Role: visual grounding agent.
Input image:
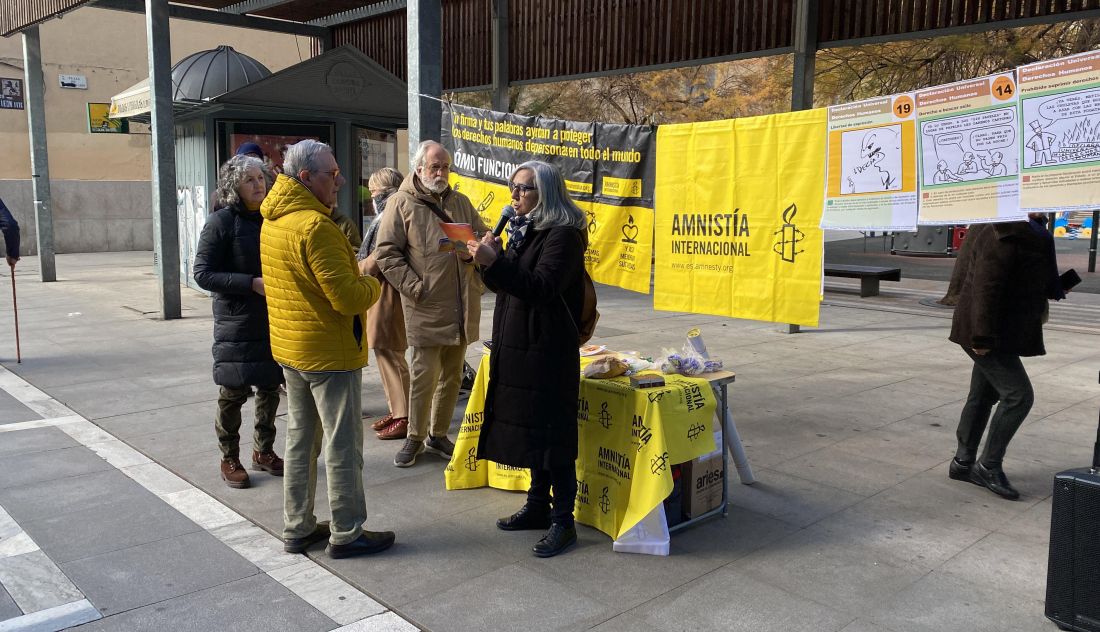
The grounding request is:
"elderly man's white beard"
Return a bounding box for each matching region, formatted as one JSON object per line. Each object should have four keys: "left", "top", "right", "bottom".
{"left": 421, "top": 176, "right": 448, "bottom": 194}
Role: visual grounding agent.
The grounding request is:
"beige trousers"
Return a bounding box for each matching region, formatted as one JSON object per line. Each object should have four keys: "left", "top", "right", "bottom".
{"left": 374, "top": 348, "right": 410, "bottom": 419}
{"left": 408, "top": 344, "right": 466, "bottom": 442}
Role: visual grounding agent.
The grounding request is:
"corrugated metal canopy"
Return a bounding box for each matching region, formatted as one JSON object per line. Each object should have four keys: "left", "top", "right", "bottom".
{"left": 5, "top": 0, "right": 1100, "bottom": 90}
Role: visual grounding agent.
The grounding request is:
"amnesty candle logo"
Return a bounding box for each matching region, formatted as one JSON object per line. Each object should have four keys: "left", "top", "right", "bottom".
{"left": 650, "top": 451, "right": 670, "bottom": 475}
{"left": 687, "top": 423, "right": 705, "bottom": 441}
{"left": 598, "top": 401, "right": 613, "bottom": 430}
{"left": 464, "top": 447, "right": 479, "bottom": 472}
{"left": 772, "top": 203, "right": 805, "bottom": 264}
{"left": 598, "top": 486, "right": 611, "bottom": 514}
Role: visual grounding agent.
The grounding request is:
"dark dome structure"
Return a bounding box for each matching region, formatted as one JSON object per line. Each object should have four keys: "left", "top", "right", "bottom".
{"left": 171, "top": 45, "right": 271, "bottom": 102}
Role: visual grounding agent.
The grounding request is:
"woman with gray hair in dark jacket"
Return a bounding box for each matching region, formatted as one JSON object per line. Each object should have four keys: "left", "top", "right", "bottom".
{"left": 194, "top": 154, "right": 284, "bottom": 489}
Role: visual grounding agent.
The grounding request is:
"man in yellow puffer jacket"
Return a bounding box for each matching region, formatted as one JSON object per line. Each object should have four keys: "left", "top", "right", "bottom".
{"left": 260, "top": 139, "right": 395, "bottom": 560}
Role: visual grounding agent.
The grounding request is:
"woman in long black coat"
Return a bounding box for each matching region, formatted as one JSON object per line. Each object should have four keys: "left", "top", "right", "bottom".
{"left": 467, "top": 160, "right": 587, "bottom": 558}
{"left": 194, "top": 155, "right": 284, "bottom": 490}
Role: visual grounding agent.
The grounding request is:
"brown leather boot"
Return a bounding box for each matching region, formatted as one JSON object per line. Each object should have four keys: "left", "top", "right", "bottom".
{"left": 376, "top": 417, "right": 408, "bottom": 440}
{"left": 221, "top": 458, "right": 251, "bottom": 489}
{"left": 370, "top": 413, "right": 394, "bottom": 432}
{"left": 252, "top": 450, "right": 284, "bottom": 476}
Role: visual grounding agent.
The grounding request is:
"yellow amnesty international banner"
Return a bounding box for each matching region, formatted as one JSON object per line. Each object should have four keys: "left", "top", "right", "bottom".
{"left": 653, "top": 109, "right": 826, "bottom": 327}
{"left": 443, "top": 103, "right": 655, "bottom": 294}
{"left": 446, "top": 355, "right": 716, "bottom": 540}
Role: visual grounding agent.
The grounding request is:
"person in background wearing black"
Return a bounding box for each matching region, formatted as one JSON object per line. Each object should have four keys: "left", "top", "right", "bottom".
{"left": 193, "top": 155, "right": 285, "bottom": 489}
{"left": 0, "top": 197, "right": 20, "bottom": 268}
{"left": 467, "top": 160, "right": 587, "bottom": 557}
{"left": 948, "top": 213, "right": 1069, "bottom": 500}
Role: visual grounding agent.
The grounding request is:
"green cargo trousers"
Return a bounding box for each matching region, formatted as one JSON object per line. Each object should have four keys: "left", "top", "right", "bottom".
{"left": 215, "top": 385, "right": 280, "bottom": 459}
{"left": 281, "top": 367, "right": 366, "bottom": 546}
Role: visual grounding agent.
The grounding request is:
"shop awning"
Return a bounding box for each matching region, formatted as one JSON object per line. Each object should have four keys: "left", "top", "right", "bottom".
{"left": 108, "top": 78, "right": 150, "bottom": 119}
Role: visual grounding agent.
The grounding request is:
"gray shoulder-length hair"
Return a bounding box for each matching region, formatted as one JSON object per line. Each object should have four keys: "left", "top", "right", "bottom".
{"left": 216, "top": 155, "right": 267, "bottom": 207}
{"left": 512, "top": 161, "right": 586, "bottom": 231}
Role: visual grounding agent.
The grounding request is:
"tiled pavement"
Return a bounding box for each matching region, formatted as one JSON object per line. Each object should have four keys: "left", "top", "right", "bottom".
{"left": 0, "top": 362, "right": 415, "bottom": 631}
{"left": 0, "top": 251, "right": 1096, "bottom": 632}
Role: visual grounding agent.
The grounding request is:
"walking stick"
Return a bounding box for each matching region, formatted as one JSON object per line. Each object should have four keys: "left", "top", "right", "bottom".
{"left": 10, "top": 265, "right": 20, "bottom": 363}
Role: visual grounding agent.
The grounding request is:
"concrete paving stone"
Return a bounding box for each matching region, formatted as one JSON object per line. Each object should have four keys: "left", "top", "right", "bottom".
{"left": 0, "top": 388, "right": 41, "bottom": 426}
{"left": 22, "top": 491, "right": 201, "bottom": 564}
{"left": 771, "top": 444, "right": 929, "bottom": 497}
{"left": 994, "top": 497, "right": 1053, "bottom": 542}
{"left": 734, "top": 415, "right": 848, "bottom": 469}
{"left": 839, "top": 619, "right": 899, "bottom": 632}
{"left": 324, "top": 513, "right": 522, "bottom": 608}
{"left": 160, "top": 488, "right": 246, "bottom": 531}
{"left": 0, "top": 445, "right": 112, "bottom": 490}
{"left": 733, "top": 525, "right": 929, "bottom": 613}
{"left": 44, "top": 375, "right": 215, "bottom": 421}
{"left": 126, "top": 420, "right": 224, "bottom": 459}
{"left": 725, "top": 468, "right": 864, "bottom": 528}
{"left": 268, "top": 560, "right": 385, "bottom": 624}
{"left": 0, "top": 532, "right": 38, "bottom": 559}
{"left": 59, "top": 530, "right": 260, "bottom": 616}
{"left": 937, "top": 531, "right": 1050, "bottom": 603}
{"left": 0, "top": 469, "right": 143, "bottom": 523}
{"left": 0, "top": 550, "right": 83, "bottom": 615}
{"left": 0, "top": 581, "right": 20, "bottom": 621}
{"left": 333, "top": 611, "right": 418, "bottom": 632}
{"left": 404, "top": 563, "right": 618, "bottom": 632}
{"left": 0, "top": 426, "right": 77, "bottom": 456}
{"left": 864, "top": 570, "right": 1048, "bottom": 632}
{"left": 70, "top": 573, "right": 336, "bottom": 632}
{"left": 628, "top": 566, "right": 853, "bottom": 632}
{"left": 588, "top": 612, "right": 662, "bottom": 632}
{"left": 856, "top": 469, "right": 1040, "bottom": 532}
{"left": 209, "top": 521, "right": 301, "bottom": 573}
{"left": 518, "top": 505, "right": 797, "bottom": 612}
{"left": 117, "top": 461, "right": 193, "bottom": 496}
{"left": 811, "top": 497, "right": 990, "bottom": 571}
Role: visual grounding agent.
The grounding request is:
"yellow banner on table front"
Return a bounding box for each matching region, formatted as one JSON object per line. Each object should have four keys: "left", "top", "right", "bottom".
{"left": 653, "top": 109, "right": 826, "bottom": 327}
{"left": 446, "top": 355, "right": 716, "bottom": 540}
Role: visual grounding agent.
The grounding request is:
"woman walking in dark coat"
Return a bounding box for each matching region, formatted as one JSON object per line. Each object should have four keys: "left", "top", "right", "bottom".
{"left": 467, "top": 161, "right": 587, "bottom": 558}
{"left": 194, "top": 155, "right": 285, "bottom": 489}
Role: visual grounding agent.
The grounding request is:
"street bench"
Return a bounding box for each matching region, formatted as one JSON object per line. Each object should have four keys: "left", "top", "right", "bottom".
{"left": 824, "top": 264, "right": 901, "bottom": 297}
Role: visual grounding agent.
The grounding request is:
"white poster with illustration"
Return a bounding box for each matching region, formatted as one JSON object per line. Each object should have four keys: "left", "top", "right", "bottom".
{"left": 1018, "top": 50, "right": 1100, "bottom": 212}
{"left": 916, "top": 72, "right": 1025, "bottom": 224}
{"left": 822, "top": 94, "right": 919, "bottom": 230}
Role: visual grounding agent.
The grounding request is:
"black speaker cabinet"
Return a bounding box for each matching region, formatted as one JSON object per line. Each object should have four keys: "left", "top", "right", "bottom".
{"left": 1046, "top": 468, "right": 1100, "bottom": 631}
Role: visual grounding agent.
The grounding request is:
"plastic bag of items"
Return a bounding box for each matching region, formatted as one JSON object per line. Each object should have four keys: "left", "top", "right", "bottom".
{"left": 659, "top": 328, "right": 723, "bottom": 376}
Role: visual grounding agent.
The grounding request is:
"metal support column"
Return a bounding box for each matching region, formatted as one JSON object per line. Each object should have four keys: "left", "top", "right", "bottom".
{"left": 146, "top": 0, "right": 181, "bottom": 319}
{"left": 779, "top": 0, "right": 817, "bottom": 334}
{"left": 21, "top": 27, "right": 56, "bottom": 282}
{"left": 1089, "top": 210, "right": 1098, "bottom": 273}
{"left": 490, "top": 0, "right": 509, "bottom": 112}
{"left": 406, "top": 0, "right": 442, "bottom": 156}
{"left": 791, "top": 0, "right": 818, "bottom": 112}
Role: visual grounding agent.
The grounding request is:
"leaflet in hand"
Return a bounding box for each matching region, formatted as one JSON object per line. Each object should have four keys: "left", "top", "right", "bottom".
{"left": 438, "top": 222, "right": 477, "bottom": 253}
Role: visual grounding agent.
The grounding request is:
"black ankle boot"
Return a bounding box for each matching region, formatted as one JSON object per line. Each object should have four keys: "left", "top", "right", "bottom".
{"left": 496, "top": 505, "right": 551, "bottom": 531}
{"left": 969, "top": 462, "right": 1020, "bottom": 500}
{"left": 532, "top": 522, "right": 577, "bottom": 558}
{"left": 948, "top": 458, "right": 973, "bottom": 482}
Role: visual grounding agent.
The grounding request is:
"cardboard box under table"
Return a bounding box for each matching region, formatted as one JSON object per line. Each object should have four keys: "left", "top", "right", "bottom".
{"left": 445, "top": 353, "right": 749, "bottom": 554}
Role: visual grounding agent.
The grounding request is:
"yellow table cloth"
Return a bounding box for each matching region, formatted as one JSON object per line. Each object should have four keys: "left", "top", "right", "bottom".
{"left": 446, "top": 354, "right": 716, "bottom": 540}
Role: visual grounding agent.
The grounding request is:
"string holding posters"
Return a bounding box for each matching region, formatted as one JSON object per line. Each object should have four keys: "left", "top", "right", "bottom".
{"left": 1018, "top": 49, "right": 1100, "bottom": 212}
{"left": 916, "top": 72, "right": 1024, "bottom": 225}
{"left": 653, "top": 109, "right": 826, "bottom": 328}
{"left": 442, "top": 103, "right": 656, "bottom": 293}
{"left": 822, "top": 94, "right": 919, "bottom": 230}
